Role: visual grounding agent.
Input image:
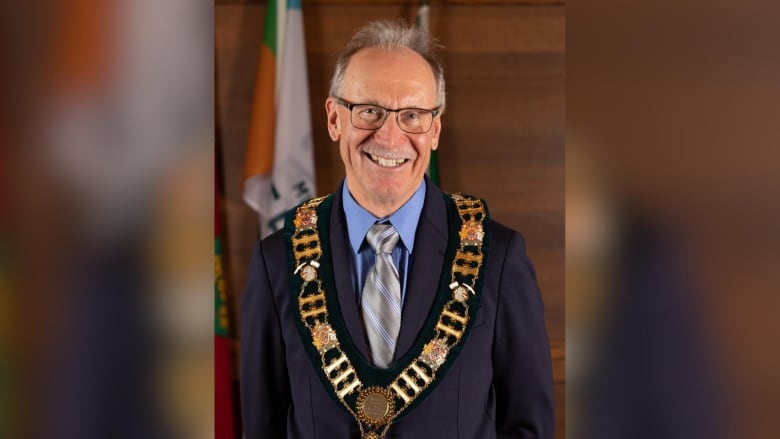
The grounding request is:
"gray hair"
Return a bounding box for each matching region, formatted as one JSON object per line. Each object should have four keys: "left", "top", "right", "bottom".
{"left": 329, "top": 20, "right": 446, "bottom": 111}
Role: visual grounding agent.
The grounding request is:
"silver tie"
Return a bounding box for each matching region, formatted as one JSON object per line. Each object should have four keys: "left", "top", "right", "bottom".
{"left": 361, "top": 223, "right": 402, "bottom": 367}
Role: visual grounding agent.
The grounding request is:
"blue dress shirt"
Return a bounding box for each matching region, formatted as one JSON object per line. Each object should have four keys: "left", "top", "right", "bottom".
{"left": 341, "top": 179, "right": 426, "bottom": 307}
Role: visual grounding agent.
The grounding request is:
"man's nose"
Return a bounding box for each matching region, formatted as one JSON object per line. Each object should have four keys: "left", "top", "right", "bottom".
{"left": 373, "top": 113, "right": 407, "bottom": 147}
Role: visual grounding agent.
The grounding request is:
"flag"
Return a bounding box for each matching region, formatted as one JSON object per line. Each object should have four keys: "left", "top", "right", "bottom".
{"left": 215, "top": 185, "right": 236, "bottom": 439}
{"left": 417, "top": 0, "right": 440, "bottom": 186}
{"left": 243, "top": 0, "right": 316, "bottom": 238}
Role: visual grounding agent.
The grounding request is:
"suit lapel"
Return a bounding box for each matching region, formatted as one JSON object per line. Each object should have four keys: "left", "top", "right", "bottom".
{"left": 329, "top": 188, "right": 372, "bottom": 361}
{"left": 394, "top": 182, "right": 449, "bottom": 361}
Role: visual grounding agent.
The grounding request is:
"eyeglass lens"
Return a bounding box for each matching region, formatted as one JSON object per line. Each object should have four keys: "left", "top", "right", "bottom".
{"left": 350, "top": 104, "right": 434, "bottom": 134}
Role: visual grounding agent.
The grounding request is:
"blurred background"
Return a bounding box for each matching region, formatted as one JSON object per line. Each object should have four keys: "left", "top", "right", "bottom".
{"left": 568, "top": 0, "right": 780, "bottom": 437}
{"left": 4, "top": 0, "right": 780, "bottom": 438}
{"left": 3, "top": 0, "right": 213, "bottom": 438}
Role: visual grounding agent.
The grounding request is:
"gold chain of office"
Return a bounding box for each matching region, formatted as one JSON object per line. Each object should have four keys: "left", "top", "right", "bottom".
{"left": 289, "top": 193, "right": 488, "bottom": 439}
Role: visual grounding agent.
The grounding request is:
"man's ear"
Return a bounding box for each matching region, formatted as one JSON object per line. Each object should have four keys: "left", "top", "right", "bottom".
{"left": 325, "top": 98, "right": 341, "bottom": 141}
{"left": 430, "top": 116, "right": 442, "bottom": 151}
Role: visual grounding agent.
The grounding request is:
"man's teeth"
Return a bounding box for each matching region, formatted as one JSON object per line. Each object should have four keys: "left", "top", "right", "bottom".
{"left": 369, "top": 153, "right": 406, "bottom": 168}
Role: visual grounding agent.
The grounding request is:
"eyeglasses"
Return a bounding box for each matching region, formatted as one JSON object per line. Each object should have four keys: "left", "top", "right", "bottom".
{"left": 334, "top": 97, "right": 440, "bottom": 134}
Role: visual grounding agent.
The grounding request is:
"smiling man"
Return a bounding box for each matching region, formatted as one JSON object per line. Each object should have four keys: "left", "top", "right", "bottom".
{"left": 241, "top": 20, "right": 554, "bottom": 439}
{"left": 326, "top": 44, "right": 441, "bottom": 218}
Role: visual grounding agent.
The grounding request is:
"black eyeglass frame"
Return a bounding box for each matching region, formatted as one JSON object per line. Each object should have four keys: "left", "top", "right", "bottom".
{"left": 333, "top": 96, "right": 441, "bottom": 134}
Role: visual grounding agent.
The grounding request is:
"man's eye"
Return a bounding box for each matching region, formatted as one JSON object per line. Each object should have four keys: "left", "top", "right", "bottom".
{"left": 401, "top": 111, "right": 423, "bottom": 121}
{"left": 359, "top": 107, "right": 382, "bottom": 116}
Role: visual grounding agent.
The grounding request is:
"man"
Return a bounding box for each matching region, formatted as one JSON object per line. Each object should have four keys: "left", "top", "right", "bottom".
{"left": 241, "top": 20, "right": 553, "bottom": 438}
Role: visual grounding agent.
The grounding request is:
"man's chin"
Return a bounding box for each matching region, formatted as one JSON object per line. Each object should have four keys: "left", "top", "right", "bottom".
{"left": 360, "top": 184, "right": 405, "bottom": 205}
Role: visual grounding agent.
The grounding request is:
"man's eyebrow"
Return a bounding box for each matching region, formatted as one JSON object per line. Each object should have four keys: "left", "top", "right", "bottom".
{"left": 354, "top": 98, "right": 382, "bottom": 107}
{"left": 354, "top": 99, "right": 431, "bottom": 110}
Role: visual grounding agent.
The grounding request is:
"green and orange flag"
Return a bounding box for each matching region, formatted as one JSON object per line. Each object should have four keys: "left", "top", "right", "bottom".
{"left": 243, "top": 0, "right": 316, "bottom": 237}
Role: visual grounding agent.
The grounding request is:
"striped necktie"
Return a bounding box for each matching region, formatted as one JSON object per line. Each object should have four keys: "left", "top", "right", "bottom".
{"left": 361, "top": 223, "right": 402, "bottom": 367}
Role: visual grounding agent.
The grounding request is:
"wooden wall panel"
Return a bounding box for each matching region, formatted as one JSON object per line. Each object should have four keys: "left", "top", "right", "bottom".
{"left": 216, "top": 1, "right": 564, "bottom": 436}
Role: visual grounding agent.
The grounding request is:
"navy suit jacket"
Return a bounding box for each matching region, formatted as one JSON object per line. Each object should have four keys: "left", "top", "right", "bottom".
{"left": 240, "top": 182, "right": 554, "bottom": 438}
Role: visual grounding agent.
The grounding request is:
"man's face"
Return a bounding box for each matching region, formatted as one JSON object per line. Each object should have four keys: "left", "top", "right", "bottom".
{"left": 326, "top": 47, "right": 442, "bottom": 216}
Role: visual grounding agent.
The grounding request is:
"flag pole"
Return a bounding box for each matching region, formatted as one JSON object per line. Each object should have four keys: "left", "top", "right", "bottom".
{"left": 416, "top": 0, "right": 440, "bottom": 187}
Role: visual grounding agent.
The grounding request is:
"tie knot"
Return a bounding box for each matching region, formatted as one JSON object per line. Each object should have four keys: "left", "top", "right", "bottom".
{"left": 366, "top": 223, "right": 400, "bottom": 254}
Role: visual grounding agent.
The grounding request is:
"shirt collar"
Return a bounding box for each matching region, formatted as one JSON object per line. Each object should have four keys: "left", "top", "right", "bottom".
{"left": 342, "top": 179, "right": 426, "bottom": 254}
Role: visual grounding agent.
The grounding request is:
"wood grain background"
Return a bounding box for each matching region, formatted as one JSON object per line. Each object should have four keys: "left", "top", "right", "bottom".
{"left": 216, "top": 0, "right": 564, "bottom": 436}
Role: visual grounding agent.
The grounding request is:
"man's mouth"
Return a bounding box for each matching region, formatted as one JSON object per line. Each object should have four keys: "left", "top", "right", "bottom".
{"left": 366, "top": 152, "right": 409, "bottom": 168}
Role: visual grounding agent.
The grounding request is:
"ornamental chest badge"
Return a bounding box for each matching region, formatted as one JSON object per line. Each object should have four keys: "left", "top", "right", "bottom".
{"left": 310, "top": 322, "right": 338, "bottom": 353}
{"left": 294, "top": 208, "right": 318, "bottom": 230}
{"left": 459, "top": 220, "right": 484, "bottom": 246}
{"left": 294, "top": 261, "right": 320, "bottom": 282}
{"left": 420, "top": 338, "right": 449, "bottom": 370}
{"left": 357, "top": 387, "right": 395, "bottom": 427}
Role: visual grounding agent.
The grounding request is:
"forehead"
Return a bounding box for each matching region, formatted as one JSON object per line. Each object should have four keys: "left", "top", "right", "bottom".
{"left": 342, "top": 47, "right": 437, "bottom": 105}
